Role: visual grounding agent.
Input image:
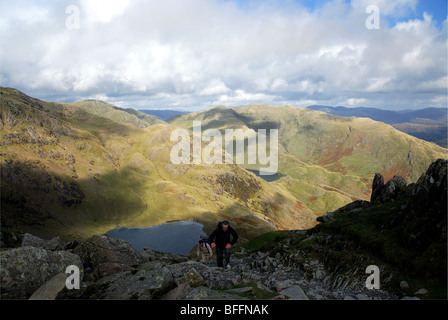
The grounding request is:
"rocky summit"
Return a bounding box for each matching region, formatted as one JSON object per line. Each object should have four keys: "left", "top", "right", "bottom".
{"left": 1, "top": 159, "right": 446, "bottom": 300}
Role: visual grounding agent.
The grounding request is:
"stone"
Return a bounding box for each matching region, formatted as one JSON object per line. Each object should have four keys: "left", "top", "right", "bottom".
{"left": 96, "top": 262, "right": 134, "bottom": 277}
{"left": 275, "top": 280, "right": 294, "bottom": 292}
{"left": 178, "top": 268, "right": 206, "bottom": 288}
{"left": 73, "top": 234, "right": 144, "bottom": 277}
{"left": 0, "top": 246, "right": 83, "bottom": 299}
{"left": 399, "top": 281, "right": 409, "bottom": 290}
{"left": 29, "top": 273, "right": 68, "bottom": 300}
{"left": 314, "top": 268, "right": 326, "bottom": 280}
{"left": 414, "top": 288, "right": 428, "bottom": 295}
{"left": 64, "top": 240, "right": 81, "bottom": 250}
{"left": 370, "top": 173, "right": 384, "bottom": 204}
{"left": 355, "top": 293, "right": 370, "bottom": 300}
{"left": 279, "top": 285, "right": 309, "bottom": 300}
{"left": 80, "top": 266, "right": 175, "bottom": 300}
{"left": 161, "top": 282, "right": 191, "bottom": 300}
{"left": 21, "top": 233, "right": 65, "bottom": 251}
{"left": 371, "top": 174, "right": 407, "bottom": 204}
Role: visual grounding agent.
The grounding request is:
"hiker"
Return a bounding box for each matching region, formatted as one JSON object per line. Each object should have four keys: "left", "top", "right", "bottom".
{"left": 197, "top": 239, "right": 213, "bottom": 262}
{"left": 208, "top": 221, "right": 238, "bottom": 269}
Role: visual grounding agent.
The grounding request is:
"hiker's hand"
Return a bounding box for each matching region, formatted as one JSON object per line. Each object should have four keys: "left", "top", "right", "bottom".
{"left": 211, "top": 243, "right": 216, "bottom": 248}
{"left": 209, "top": 255, "right": 212, "bottom": 259}
{"left": 226, "top": 244, "right": 232, "bottom": 249}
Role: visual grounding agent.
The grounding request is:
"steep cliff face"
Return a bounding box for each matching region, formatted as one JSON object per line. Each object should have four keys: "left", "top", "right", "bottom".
{"left": 311, "top": 159, "right": 447, "bottom": 298}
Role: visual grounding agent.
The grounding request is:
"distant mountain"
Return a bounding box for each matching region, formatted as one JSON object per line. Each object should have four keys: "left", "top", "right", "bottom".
{"left": 169, "top": 104, "right": 447, "bottom": 218}
{"left": 307, "top": 105, "right": 447, "bottom": 125}
{"left": 70, "top": 100, "right": 165, "bottom": 127}
{"left": 138, "top": 109, "right": 189, "bottom": 121}
{"left": 1, "top": 87, "right": 446, "bottom": 244}
{"left": 307, "top": 105, "right": 447, "bottom": 147}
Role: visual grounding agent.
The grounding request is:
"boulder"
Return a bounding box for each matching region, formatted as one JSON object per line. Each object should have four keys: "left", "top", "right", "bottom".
{"left": 382, "top": 176, "right": 407, "bottom": 202}
{"left": 178, "top": 268, "right": 206, "bottom": 288}
{"left": 28, "top": 273, "right": 68, "bottom": 300}
{"left": 161, "top": 282, "right": 191, "bottom": 300}
{"left": 78, "top": 266, "right": 175, "bottom": 300}
{"left": 278, "top": 285, "right": 309, "bottom": 300}
{"left": 370, "top": 174, "right": 407, "bottom": 204}
{"left": 73, "top": 234, "right": 144, "bottom": 278}
{"left": 0, "top": 246, "right": 82, "bottom": 299}
{"left": 21, "top": 233, "right": 65, "bottom": 251}
{"left": 370, "top": 173, "right": 384, "bottom": 204}
{"left": 414, "top": 288, "right": 428, "bottom": 295}
{"left": 399, "top": 281, "right": 409, "bottom": 290}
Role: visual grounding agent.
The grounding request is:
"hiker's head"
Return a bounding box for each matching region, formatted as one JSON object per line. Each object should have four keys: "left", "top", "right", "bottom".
{"left": 222, "top": 221, "right": 229, "bottom": 231}
{"left": 199, "top": 240, "right": 204, "bottom": 246}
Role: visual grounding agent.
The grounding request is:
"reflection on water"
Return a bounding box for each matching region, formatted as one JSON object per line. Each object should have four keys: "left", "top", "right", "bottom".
{"left": 106, "top": 220, "right": 206, "bottom": 254}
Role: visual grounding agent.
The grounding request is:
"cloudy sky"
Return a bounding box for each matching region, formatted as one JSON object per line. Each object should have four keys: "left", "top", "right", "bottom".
{"left": 0, "top": 0, "right": 446, "bottom": 111}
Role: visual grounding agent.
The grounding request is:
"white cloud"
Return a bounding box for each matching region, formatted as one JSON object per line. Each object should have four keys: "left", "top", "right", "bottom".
{"left": 217, "top": 90, "right": 278, "bottom": 105}
{"left": 351, "top": 0, "right": 418, "bottom": 17}
{"left": 347, "top": 98, "right": 367, "bottom": 106}
{"left": 0, "top": 0, "right": 446, "bottom": 111}
{"left": 80, "top": 0, "right": 130, "bottom": 23}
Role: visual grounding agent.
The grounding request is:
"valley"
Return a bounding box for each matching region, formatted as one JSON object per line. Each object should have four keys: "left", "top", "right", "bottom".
{"left": 1, "top": 87, "right": 446, "bottom": 244}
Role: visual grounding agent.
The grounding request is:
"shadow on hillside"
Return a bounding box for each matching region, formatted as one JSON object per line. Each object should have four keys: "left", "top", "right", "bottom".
{"left": 0, "top": 160, "right": 152, "bottom": 241}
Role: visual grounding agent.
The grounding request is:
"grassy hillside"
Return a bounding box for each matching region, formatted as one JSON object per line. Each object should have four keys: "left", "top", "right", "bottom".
{"left": 308, "top": 105, "right": 448, "bottom": 148}
{"left": 71, "top": 100, "right": 164, "bottom": 128}
{"left": 169, "top": 104, "right": 447, "bottom": 216}
{"left": 1, "top": 88, "right": 317, "bottom": 242}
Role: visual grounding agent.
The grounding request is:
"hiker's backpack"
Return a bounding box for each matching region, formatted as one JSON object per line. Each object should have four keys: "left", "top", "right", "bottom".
{"left": 200, "top": 235, "right": 211, "bottom": 245}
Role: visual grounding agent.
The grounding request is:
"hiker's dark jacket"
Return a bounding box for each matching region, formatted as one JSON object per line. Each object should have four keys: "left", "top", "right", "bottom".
{"left": 209, "top": 225, "right": 238, "bottom": 248}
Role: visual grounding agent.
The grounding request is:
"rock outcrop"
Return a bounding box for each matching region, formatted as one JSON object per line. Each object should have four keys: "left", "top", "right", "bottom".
{"left": 1, "top": 246, "right": 83, "bottom": 299}
{"left": 0, "top": 232, "right": 398, "bottom": 300}
{"left": 73, "top": 234, "right": 146, "bottom": 279}
{"left": 370, "top": 175, "right": 407, "bottom": 205}
{"left": 314, "top": 158, "right": 447, "bottom": 299}
{"left": 21, "top": 233, "right": 65, "bottom": 251}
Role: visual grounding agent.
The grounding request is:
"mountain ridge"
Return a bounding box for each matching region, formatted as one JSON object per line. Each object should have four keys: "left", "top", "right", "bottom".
{"left": 307, "top": 105, "right": 447, "bottom": 147}
{"left": 168, "top": 103, "right": 447, "bottom": 217}
{"left": 1, "top": 88, "right": 446, "bottom": 242}
{"left": 0, "top": 87, "right": 316, "bottom": 242}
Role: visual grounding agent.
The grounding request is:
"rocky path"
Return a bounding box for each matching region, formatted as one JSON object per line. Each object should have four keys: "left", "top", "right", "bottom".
{"left": 1, "top": 232, "right": 404, "bottom": 300}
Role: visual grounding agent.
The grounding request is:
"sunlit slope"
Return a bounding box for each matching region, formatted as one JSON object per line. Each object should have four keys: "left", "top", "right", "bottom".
{"left": 1, "top": 88, "right": 317, "bottom": 241}
{"left": 169, "top": 104, "right": 447, "bottom": 215}
{"left": 71, "top": 100, "right": 164, "bottom": 128}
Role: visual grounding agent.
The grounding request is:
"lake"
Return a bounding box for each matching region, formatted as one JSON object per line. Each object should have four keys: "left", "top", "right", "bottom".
{"left": 106, "top": 220, "right": 207, "bottom": 254}
{"left": 247, "top": 169, "right": 284, "bottom": 182}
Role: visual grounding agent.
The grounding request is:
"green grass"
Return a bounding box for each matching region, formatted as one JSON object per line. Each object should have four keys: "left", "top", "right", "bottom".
{"left": 241, "top": 231, "right": 289, "bottom": 253}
